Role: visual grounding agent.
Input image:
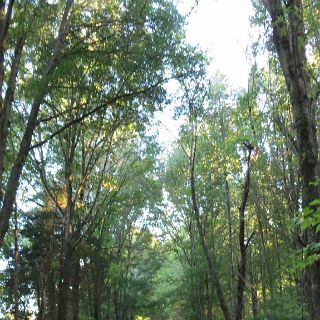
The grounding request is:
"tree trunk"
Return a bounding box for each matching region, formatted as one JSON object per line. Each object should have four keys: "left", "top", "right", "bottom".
{"left": 57, "top": 255, "right": 72, "bottom": 320}
{"left": 253, "top": 199, "right": 274, "bottom": 295}
{"left": 251, "top": 282, "right": 258, "bottom": 318}
{"left": 189, "top": 134, "right": 231, "bottom": 320}
{"left": 220, "top": 110, "right": 235, "bottom": 312}
{"left": 206, "top": 274, "right": 213, "bottom": 320}
{"left": 38, "top": 282, "right": 45, "bottom": 320}
{"left": 0, "top": 0, "right": 74, "bottom": 248}
{"left": 93, "top": 275, "right": 101, "bottom": 320}
{"left": 48, "top": 268, "right": 56, "bottom": 320}
{"left": 262, "top": 1, "right": 320, "bottom": 318}
{"left": 0, "top": 35, "right": 25, "bottom": 194}
{"left": 235, "top": 148, "right": 254, "bottom": 320}
{"left": 72, "top": 259, "right": 81, "bottom": 320}
{"left": 47, "top": 211, "right": 57, "bottom": 320}
{"left": 249, "top": 248, "right": 259, "bottom": 318}
{"left": 13, "top": 208, "right": 19, "bottom": 320}
{"left": 57, "top": 160, "right": 74, "bottom": 320}
{"left": 224, "top": 170, "right": 235, "bottom": 310}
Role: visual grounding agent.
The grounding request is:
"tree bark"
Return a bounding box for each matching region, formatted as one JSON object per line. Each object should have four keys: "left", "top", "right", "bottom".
{"left": 38, "top": 280, "right": 45, "bottom": 320}
{"left": 251, "top": 283, "right": 258, "bottom": 318}
{"left": 220, "top": 110, "right": 235, "bottom": 311}
{"left": 72, "top": 259, "right": 80, "bottom": 320}
{"left": 47, "top": 268, "right": 56, "bottom": 320}
{"left": 234, "top": 148, "right": 254, "bottom": 320}
{"left": 206, "top": 274, "right": 213, "bottom": 320}
{"left": 57, "top": 253, "right": 72, "bottom": 320}
{"left": 13, "top": 207, "right": 19, "bottom": 320}
{"left": 189, "top": 132, "right": 231, "bottom": 320}
{"left": 262, "top": 1, "right": 320, "bottom": 318}
{"left": 0, "top": 35, "right": 25, "bottom": 195}
{"left": 57, "top": 155, "right": 75, "bottom": 320}
{"left": 224, "top": 169, "right": 235, "bottom": 310}
{"left": 0, "top": 0, "right": 74, "bottom": 248}
{"left": 253, "top": 198, "right": 274, "bottom": 295}
{"left": 47, "top": 210, "right": 57, "bottom": 320}
{"left": 0, "top": 0, "right": 14, "bottom": 98}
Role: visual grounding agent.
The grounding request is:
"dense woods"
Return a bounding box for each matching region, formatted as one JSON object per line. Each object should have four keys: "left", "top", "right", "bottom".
{"left": 0, "top": 0, "right": 320, "bottom": 319}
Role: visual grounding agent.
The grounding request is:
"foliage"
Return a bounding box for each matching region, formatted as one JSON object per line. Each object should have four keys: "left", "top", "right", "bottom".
{"left": 0, "top": 0, "right": 319, "bottom": 319}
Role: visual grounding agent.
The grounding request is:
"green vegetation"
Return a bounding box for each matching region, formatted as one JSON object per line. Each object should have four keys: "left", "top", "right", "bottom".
{"left": 0, "top": 0, "right": 320, "bottom": 319}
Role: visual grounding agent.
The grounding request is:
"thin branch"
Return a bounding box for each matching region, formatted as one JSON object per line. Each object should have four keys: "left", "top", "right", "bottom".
{"left": 30, "top": 78, "right": 168, "bottom": 150}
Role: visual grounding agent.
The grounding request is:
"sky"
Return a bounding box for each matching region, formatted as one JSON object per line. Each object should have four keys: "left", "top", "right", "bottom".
{"left": 185, "top": 0, "right": 253, "bottom": 88}
{"left": 156, "top": 0, "right": 254, "bottom": 147}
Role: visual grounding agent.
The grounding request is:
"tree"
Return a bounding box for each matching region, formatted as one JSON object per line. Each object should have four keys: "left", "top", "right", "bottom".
{"left": 164, "top": 74, "right": 259, "bottom": 320}
{"left": 255, "top": 1, "right": 320, "bottom": 318}
{"left": 0, "top": 0, "right": 74, "bottom": 247}
{"left": 0, "top": 0, "right": 192, "bottom": 250}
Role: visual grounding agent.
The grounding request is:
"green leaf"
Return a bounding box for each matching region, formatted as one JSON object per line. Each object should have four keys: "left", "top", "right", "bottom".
{"left": 302, "top": 206, "right": 314, "bottom": 217}
{"left": 309, "top": 199, "right": 320, "bottom": 207}
{"left": 305, "top": 254, "right": 320, "bottom": 267}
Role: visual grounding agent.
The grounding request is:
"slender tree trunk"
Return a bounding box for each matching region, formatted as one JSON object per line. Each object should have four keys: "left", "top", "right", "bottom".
{"left": 113, "top": 290, "right": 120, "bottom": 320}
{"left": 72, "top": 258, "right": 80, "bottom": 320}
{"left": 48, "top": 268, "right": 56, "bottom": 320}
{"left": 262, "top": 1, "right": 320, "bottom": 318}
{"left": 206, "top": 274, "right": 213, "bottom": 320}
{"left": 224, "top": 170, "right": 235, "bottom": 310}
{"left": 57, "top": 161, "right": 74, "bottom": 320}
{"left": 38, "top": 281, "right": 45, "bottom": 320}
{"left": 189, "top": 132, "right": 231, "bottom": 320}
{"left": 261, "top": 260, "right": 266, "bottom": 305}
{"left": 86, "top": 269, "right": 94, "bottom": 318}
{"left": 0, "top": 0, "right": 74, "bottom": 248}
{"left": 93, "top": 285, "right": 101, "bottom": 320}
{"left": 220, "top": 111, "right": 235, "bottom": 312}
{"left": 251, "top": 282, "right": 258, "bottom": 318}
{"left": 0, "top": 0, "right": 14, "bottom": 103}
{"left": 103, "top": 287, "right": 111, "bottom": 320}
{"left": 188, "top": 104, "right": 256, "bottom": 320}
{"left": 57, "top": 254, "right": 72, "bottom": 320}
{"left": 186, "top": 217, "right": 203, "bottom": 319}
{"left": 47, "top": 211, "right": 57, "bottom": 320}
{"left": 13, "top": 207, "right": 19, "bottom": 320}
{"left": 234, "top": 148, "right": 255, "bottom": 320}
{"left": 249, "top": 250, "right": 259, "bottom": 319}
{"left": 253, "top": 200, "right": 274, "bottom": 295}
{"left": 0, "top": 34, "right": 25, "bottom": 194}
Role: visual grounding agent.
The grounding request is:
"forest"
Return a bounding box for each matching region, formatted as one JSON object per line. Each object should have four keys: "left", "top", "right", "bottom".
{"left": 0, "top": 0, "right": 319, "bottom": 319}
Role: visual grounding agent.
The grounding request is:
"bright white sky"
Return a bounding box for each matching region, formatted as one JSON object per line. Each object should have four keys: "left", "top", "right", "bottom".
{"left": 156, "top": 0, "right": 254, "bottom": 147}
{"left": 185, "top": 0, "right": 253, "bottom": 88}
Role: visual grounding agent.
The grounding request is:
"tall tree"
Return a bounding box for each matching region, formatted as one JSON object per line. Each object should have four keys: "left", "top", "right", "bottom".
{"left": 0, "top": 0, "right": 74, "bottom": 247}
{"left": 259, "top": 1, "right": 320, "bottom": 318}
{"left": 0, "top": 0, "right": 192, "bottom": 250}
